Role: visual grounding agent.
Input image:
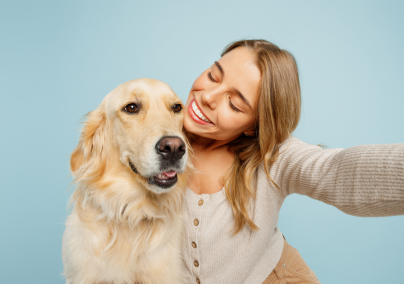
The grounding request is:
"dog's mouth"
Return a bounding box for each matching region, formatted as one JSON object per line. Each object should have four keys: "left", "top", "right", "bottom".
{"left": 148, "top": 170, "right": 178, "bottom": 188}
{"left": 129, "top": 160, "right": 178, "bottom": 189}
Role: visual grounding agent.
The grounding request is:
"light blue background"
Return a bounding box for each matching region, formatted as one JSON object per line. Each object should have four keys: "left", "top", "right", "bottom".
{"left": 1, "top": 1, "right": 403, "bottom": 283}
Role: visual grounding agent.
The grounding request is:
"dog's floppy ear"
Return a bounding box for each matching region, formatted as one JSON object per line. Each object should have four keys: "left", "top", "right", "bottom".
{"left": 71, "top": 105, "right": 108, "bottom": 181}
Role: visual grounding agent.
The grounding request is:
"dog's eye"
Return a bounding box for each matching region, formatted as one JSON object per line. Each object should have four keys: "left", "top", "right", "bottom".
{"left": 172, "top": 104, "right": 182, "bottom": 113}
{"left": 123, "top": 103, "right": 140, "bottom": 114}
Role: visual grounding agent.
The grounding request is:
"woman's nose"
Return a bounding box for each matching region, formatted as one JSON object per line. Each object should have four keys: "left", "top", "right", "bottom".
{"left": 201, "top": 88, "right": 220, "bottom": 110}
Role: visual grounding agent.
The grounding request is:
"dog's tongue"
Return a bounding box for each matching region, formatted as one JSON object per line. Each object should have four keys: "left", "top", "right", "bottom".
{"left": 163, "top": 170, "right": 177, "bottom": 178}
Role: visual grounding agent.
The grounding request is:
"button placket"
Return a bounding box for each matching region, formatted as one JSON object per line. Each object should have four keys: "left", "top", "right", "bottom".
{"left": 191, "top": 196, "right": 203, "bottom": 250}
{"left": 189, "top": 215, "right": 199, "bottom": 269}
{"left": 191, "top": 196, "right": 205, "bottom": 280}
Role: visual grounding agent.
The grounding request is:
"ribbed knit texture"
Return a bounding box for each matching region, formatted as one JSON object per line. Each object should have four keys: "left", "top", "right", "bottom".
{"left": 182, "top": 137, "right": 404, "bottom": 284}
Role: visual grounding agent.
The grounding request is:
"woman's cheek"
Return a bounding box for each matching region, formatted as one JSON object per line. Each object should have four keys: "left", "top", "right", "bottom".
{"left": 219, "top": 111, "right": 242, "bottom": 132}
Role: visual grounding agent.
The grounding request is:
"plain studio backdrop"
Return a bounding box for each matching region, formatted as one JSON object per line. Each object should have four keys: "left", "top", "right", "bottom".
{"left": 1, "top": 1, "right": 403, "bottom": 283}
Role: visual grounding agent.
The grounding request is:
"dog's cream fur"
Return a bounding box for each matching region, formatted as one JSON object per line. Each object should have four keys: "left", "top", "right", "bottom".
{"left": 63, "top": 79, "right": 191, "bottom": 284}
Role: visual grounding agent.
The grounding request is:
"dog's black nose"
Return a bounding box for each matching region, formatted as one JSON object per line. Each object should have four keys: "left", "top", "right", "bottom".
{"left": 156, "top": 136, "right": 186, "bottom": 162}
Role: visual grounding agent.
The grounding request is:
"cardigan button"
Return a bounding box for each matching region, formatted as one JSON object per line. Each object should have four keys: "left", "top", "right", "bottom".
{"left": 194, "top": 260, "right": 199, "bottom": 267}
{"left": 196, "top": 278, "right": 200, "bottom": 284}
{"left": 192, "top": 242, "right": 197, "bottom": 248}
{"left": 194, "top": 219, "right": 199, "bottom": 226}
{"left": 198, "top": 199, "right": 204, "bottom": 206}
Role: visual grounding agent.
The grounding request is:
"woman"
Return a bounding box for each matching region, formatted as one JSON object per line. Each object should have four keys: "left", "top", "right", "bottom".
{"left": 181, "top": 39, "right": 404, "bottom": 284}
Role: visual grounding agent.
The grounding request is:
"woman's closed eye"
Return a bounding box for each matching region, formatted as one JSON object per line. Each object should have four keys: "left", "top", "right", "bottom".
{"left": 229, "top": 98, "right": 241, "bottom": 112}
{"left": 208, "top": 72, "right": 217, "bottom": 82}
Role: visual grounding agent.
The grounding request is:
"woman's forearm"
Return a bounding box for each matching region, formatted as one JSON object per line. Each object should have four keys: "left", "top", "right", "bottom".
{"left": 272, "top": 137, "right": 404, "bottom": 217}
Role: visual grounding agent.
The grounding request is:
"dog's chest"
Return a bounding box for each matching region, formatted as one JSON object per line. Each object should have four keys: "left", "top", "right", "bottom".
{"left": 66, "top": 212, "right": 180, "bottom": 265}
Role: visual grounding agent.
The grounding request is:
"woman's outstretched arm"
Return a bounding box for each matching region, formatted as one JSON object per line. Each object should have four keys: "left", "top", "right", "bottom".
{"left": 271, "top": 137, "right": 404, "bottom": 217}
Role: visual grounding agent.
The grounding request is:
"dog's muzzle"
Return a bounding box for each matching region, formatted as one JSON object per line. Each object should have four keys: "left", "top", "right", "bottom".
{"left": 148, "top": 136, "right": 186, "bottom": 188}
{"left": 129, "top": 136, "right": 186, "bottom": 189}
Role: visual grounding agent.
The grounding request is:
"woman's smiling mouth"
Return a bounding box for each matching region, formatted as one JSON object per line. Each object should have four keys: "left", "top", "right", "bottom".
{"left": 188, "top": 98, "right": 214, "bottom": 125}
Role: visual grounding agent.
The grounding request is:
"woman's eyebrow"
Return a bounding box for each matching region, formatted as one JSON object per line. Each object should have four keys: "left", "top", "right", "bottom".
{"left": 233, "top": 88, "right": 252, "bottom": 110}
{"left": 214, "top": 61, "right": 224, "bottom": 76}
{"left": 214, "top": 61, "right": 252, "bottom": 110}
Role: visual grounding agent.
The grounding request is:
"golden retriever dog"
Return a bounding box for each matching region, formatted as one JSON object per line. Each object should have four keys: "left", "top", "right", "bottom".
{"left": 63, "top": 78, "right": 191, "bottom": 284}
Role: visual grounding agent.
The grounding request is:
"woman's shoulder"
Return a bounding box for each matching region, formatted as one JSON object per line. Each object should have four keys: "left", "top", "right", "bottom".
{"left": 267, "top": 136, "right": 329, "bottom": 161}
{"left": 267, "top": 136, "right": 345, "bottom": 174}
{"left": 260, "top": 136, "right": 343, "bottom": 196}
{"left": 261, "top": 136, "right": 312, "bottom": 169}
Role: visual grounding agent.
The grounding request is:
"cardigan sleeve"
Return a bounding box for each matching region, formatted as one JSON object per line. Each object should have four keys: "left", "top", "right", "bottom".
{"left": 270, "top": 137, "right": 404, "bottom": 217}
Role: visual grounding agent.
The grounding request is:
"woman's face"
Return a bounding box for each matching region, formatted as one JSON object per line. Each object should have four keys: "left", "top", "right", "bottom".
{"left": 183, "top": 47, "right": 261, "bottom": 142}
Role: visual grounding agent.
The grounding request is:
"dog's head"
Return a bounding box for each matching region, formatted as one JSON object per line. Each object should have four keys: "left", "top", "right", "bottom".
{"left": 71, "top": 78, "right": 189, "bottom": 195}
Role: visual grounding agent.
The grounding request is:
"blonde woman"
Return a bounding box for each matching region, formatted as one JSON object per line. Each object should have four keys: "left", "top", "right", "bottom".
{"left": 181, "top": 39, "right": 404, "bottom": 284}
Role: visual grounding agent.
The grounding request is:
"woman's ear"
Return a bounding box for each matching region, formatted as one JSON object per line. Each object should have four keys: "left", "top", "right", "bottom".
{"left": 243, "top": 128, "right": 256, "bottom": 137}
{"left": 70, "top": 105, "right": 107, "bottom": 178}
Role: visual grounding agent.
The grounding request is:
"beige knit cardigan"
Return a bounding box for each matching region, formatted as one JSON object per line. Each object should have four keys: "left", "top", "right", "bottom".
{"left": 182, "top": 137, "right": 404, "bottom": 284}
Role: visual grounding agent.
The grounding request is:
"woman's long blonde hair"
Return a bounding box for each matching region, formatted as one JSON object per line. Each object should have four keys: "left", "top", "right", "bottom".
{"left": 218, "top": 39, "right": 302, "bottom": 234}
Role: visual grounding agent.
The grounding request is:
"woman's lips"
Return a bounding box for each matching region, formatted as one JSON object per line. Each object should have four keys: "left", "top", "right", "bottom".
{"left": 188, "top": 98, "right": 214, "bottom": 125}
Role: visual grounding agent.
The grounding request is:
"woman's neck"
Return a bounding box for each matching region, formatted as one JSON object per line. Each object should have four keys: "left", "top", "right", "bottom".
{"left": 190, "top": 134, "right": 234, "bottom": 153}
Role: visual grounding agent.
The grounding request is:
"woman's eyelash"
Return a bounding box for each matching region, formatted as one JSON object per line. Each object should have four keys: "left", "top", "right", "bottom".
{"left": 208, "top": 72, "right": 217, "bottom": 82}
{"left": 229, "top": 98, "right": 241, "bottom": 112}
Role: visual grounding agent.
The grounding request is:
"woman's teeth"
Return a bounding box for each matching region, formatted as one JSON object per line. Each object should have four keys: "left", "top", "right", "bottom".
{"left": 192, "top": 101, "right": 212, "bottom": 123}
